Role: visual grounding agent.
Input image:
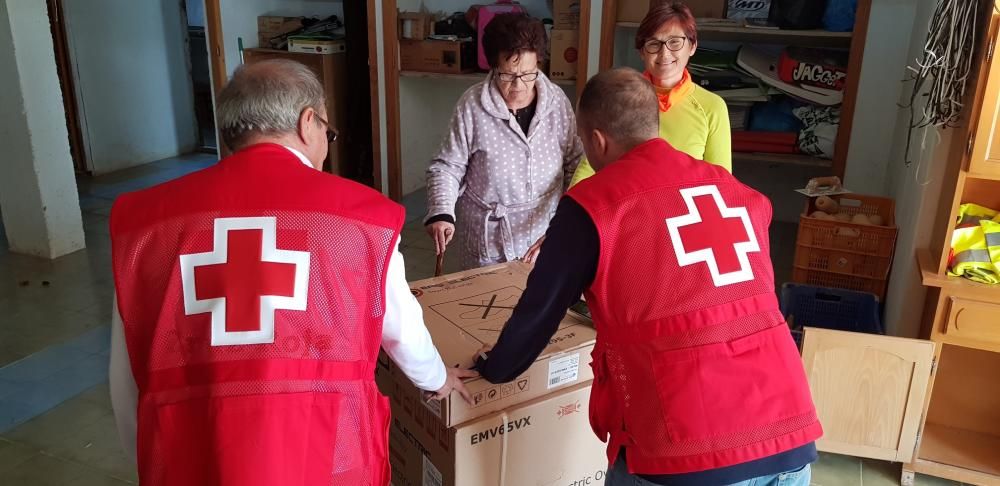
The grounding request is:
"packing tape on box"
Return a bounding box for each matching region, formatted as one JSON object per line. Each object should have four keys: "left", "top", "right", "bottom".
{"left": 499, "top": 412, "right": 510, "bottom": 486}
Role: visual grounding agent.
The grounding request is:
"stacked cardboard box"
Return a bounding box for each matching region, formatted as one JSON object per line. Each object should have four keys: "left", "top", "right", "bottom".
{"left": 378, "top": 263, "right": 608, "bottom": 485}
{"left": 549, "top": 0, "right": 581, "bottom": 80}
{"left": 257, "top": 15, "right": 304, "bottom": 48}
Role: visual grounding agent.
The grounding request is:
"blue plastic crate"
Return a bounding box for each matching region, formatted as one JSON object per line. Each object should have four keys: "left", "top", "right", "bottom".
{"left": 779, "top": 283, "right": 883, "bottom": 348}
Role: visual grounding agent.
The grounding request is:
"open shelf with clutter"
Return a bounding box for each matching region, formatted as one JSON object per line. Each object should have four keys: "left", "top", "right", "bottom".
{"left": 598, "top": 0, "right": 870, "bottom": 180}
{"left": 381, "top": 0, "right": 593, "bottom": 200}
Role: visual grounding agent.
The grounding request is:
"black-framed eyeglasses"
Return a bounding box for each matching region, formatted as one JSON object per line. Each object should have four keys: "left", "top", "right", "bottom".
{"left": 642, "top": 36, "right": 688, "bottom": 54}
{"left": 496, "top": 71, "right": 539, "bottom": 84}
{"left": 315, "top": 114, "right": 339, "bottom": 143}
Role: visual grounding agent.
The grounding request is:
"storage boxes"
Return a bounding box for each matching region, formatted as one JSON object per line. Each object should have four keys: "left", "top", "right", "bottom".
{"left": 287, "top": 37, "right": 345, "bottom": 54}
{"left": 552, "top": 0, "right": 582, "bottom": 29}
{"left": 400, "top": 39, "right": 477, "bottom": 74}
{"left": 379, "top": 262, "right": 605, "bottom": 485}
{"left": 549, "top": 29, "right": 580, "bottom": 80}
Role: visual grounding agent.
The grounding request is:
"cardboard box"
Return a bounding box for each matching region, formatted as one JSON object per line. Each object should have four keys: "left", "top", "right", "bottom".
{"left": 258, "top": 32, "right": 275, "bottom": 48}
{"left": 388, "top": 381, "right": 608, "bottom": 486}
{"left": 398, "top": 12, "right": 433, "bottom": 40}
{"left": 378, "top": 263, "right": 596, "bottom": 427}
{"left": 618, "top": 0, "right": 727, "bottom": 23}
{"left": 552, "top": 0, "right": 582, "bottom": 30}
{"left": 549, "top": 30, "right": 580, "bottom": 80}
{"left": 727, "top": 0, "right": 771, "bottom": 20}
{"left": 287, "top": 37, "right": 346, "bottom": 54}
{"left": 257, "top": 15, "right": 303, "bottom": 35}
{"left": 399, "top": 39, "right": 477, "bottom": 74}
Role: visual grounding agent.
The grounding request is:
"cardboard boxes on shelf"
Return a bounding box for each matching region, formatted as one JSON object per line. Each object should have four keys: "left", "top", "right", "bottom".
{"left": 257, "top": 15, "right": 304, "bottom": 48}
{"left": 378, "top": 262, "right": 606, "bottom": 485}
{"left": 398, "top": 11, "right": 433, "bottom": 40}
{"left": 552, "top": 0, "right": 582, "bottom": 29}
{"left": 399, "top": 39, "right": 477, "bottom": 74}
{"left": 549, "top": 29, "right": 580, "bottom": 80}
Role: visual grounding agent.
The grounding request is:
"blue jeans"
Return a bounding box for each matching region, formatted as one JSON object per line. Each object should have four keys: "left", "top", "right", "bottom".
{"left": 605, "top": 461, "right": 812, "bottom": 486}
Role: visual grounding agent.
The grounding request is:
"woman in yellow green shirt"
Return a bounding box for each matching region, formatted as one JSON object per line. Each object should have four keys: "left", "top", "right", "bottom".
{"left": 569, "top": 2, "right": 732, "bottom": 186}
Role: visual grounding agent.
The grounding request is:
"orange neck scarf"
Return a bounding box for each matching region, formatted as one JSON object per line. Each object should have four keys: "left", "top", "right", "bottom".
{"left": 643, "top": 69, "right": 694, "bottom": 113}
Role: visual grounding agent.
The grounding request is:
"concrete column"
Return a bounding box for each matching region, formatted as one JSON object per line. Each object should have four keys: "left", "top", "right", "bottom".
{"left": 0, "top": 0, "right": 85, "bottom": 259}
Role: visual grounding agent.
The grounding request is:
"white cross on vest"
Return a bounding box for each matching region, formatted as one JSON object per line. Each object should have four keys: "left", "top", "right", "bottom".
{"left": 179, "top": 217, "right": 311, "bottom": 346}
{"left": 665, "top": 185, "right": 761, "bottom": 287}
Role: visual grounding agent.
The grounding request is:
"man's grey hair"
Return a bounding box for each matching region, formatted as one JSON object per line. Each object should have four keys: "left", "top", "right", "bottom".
{"left": 216, "top": 59, "right": 325, "bottom": 150}
{"left": 577, "top": 67, "right": 659, "bottom": 145}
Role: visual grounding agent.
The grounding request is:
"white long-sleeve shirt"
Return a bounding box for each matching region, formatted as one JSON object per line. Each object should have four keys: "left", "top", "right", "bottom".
{"left": 110, "top": 147, "right": 447, "bottom": 461}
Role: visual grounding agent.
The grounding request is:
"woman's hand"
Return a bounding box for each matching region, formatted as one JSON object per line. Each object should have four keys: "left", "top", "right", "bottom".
{"left": 523, "top": 235, "right": 546, "bottom": 264}
{"left": 426, "top": 221, "right": 455, "bottom": 256}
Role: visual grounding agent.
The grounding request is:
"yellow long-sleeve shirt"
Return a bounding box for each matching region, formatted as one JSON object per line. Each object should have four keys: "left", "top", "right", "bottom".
{"left": 569, "top": 77, "right": 732, "bottom": 186}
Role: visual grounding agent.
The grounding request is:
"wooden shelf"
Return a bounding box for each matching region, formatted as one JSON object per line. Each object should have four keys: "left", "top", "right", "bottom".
{"left": 399, "top": 70, "right": 577, "bottom": 86}
{"left": 917, "top": 247, "right": 1000, "bottom": 298}
{"left": 915, "top": 423, "right": 1000, "bottom": 479}
{"left": 615, "top": 22, "right": 853, "bottom": 48}
{"left": 732, "top": 152, "right": 832, "bottom": 168}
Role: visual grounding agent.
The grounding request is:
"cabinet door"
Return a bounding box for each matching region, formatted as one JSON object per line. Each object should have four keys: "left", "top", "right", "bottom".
{"left": 801, "top": 328, "right": 935, "bottom": 462}
{"left": 969, "top": 11, "right": 1000, "bottom": 178}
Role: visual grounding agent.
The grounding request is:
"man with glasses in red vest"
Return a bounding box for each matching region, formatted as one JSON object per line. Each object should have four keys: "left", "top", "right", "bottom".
{"left": 109, "top": 59, "right": 474, "bottom": 486}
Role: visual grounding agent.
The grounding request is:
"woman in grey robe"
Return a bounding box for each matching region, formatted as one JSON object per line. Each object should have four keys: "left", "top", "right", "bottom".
{"left": 424, "top": 14, "right": 584, "bottom": 270}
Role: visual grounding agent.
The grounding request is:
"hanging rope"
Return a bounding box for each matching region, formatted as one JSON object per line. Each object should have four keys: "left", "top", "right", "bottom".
{"left": 902, "top": 0, "right": 979, "bottom": 166}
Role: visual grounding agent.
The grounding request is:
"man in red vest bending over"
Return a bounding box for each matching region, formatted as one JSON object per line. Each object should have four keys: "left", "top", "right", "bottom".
{"left": 476, "top": 68, "right": 822, "bottom": 486}
{"left": 109, "top": 59, "right": 474, "bottom": 486}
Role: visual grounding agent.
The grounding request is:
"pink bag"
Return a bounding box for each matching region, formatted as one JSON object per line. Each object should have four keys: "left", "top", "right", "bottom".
{"left": 471, "top": 1, "right": 528, "bottom": 70}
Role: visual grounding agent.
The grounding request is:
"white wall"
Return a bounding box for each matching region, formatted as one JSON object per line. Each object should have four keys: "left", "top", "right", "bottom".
{"left": 219, "top": 0, "right": 345, "bottom": 77}
{"left": 63, "top": 0, "right": 198, "bottom": 174}
{"left": 187, "top": 0, "right": 206, "bottom": 27}
{"left": 0, "top": 0, "right": 85, "bottom": 258}
{"left": 881, "top": 0, "right": 954, "bottom": 338}
{"left": 842, "top": 0, "right": 920, "bottom": 195}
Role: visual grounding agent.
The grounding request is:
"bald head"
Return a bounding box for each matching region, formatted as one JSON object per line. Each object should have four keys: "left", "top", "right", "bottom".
{"left": 577, "top": 68, "right": 660, "bottom": 148}
{"left": 216, "top": 59, "right": 326, "bottom": 151}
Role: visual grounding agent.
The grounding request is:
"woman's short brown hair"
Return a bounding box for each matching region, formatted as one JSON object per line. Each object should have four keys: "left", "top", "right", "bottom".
{"left": 635, "top": 2, "right": 699, "bottom": 50}
{"left": 482, "top": 13, "right": 547, "bottom": 69}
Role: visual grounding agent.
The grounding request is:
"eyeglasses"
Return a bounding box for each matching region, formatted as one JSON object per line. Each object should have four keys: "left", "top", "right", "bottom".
{"left": 642, "top": 37, "right": 688, "bottom": 54}
{"left": 315, "top": 114, "right": 339, "bottom": 143}
{"left": 496, "top": 71, "right": 539, "bottom": 84}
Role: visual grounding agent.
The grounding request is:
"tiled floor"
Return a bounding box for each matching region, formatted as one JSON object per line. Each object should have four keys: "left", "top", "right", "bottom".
{"left": 0, "top": 155, "right": 964, "bottom": 485}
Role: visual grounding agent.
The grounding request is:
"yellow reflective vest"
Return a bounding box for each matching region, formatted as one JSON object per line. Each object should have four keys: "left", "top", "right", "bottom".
{"left": 949, "top": 203, "right": 1000, "bottom": 284}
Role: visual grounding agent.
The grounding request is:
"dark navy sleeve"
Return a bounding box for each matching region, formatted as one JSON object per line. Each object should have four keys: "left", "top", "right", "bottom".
{"left": 478, "top": 197, "right": 598, "bottom": 384}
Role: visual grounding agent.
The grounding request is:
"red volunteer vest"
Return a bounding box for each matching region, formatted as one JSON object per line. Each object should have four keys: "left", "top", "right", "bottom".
{"left": 110, "top": 144, "right": 403, "bottom": 486}
{"left": 568, "top": 139, "right": 822, "bottom": 474}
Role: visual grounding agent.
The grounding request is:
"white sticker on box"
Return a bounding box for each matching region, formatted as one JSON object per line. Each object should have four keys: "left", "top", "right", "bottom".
{"left": 422, "top": 454, "right": 443, "bottom": 486}
{"left": 422, "top": 395, "right": 442, "bottom": 417}
{"left": 547, "top": 353, "right": 580, "bottom": 389}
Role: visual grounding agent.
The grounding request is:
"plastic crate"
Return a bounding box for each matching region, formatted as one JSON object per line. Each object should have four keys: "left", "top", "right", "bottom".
{"left": 793, "top": 194, "right": 898, "bottom": 299}
{"left": 797, "top": 194, "right": 898, "bottom": 257}
{"left": 792, "top": 267, "right": 888, "bottom": 299}
{"left": 780, "top": 283, "right": 883, "bottom": 348}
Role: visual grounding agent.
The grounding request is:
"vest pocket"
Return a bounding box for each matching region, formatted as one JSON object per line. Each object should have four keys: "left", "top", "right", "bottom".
{"left": 147, "top": 391, "right": 342, "bottom": 486}
{"left": 651, "top": 324, "right": 814, "bottom": 445}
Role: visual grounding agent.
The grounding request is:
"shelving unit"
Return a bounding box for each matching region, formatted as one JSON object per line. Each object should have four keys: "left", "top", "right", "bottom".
{"left": 904, "top": 2, "right": 1000, "bottom": 484}
{"left": 615, "top": 21, "right": 853, "bottom": 48}
{"left": 732, "top": 152, "right": 833, "bottom": 168}
{"left": 598, "top": 0, "right": 872, "bottom": 179}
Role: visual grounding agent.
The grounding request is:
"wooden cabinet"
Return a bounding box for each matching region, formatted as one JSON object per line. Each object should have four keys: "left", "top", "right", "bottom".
{"left": 943, "top": 297, "right": 1000, "bottom": 351}
{"left": 801, "top": 328, "right": 933, "bottom": 463}
{"left": 969, "top": 5, "right": 1000, "bottom": 180}
{"left": 805, "top": 3, "right": 1000, "bottom": 484}
{"left": 242, "top": 48, "right": 349, "bottom": 175}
